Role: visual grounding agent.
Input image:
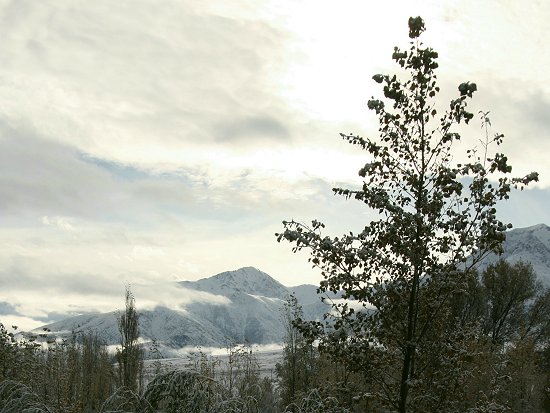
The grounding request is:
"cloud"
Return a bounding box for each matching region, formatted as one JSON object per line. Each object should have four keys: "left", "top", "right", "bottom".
{"left": 0, "top": 123, "right": 214, "bottom": 223}
{"left": 0, "top": 0, "right": 296, "bottom": 155}
{"left": 0, "top": 123, "right": 119, "bottom": 219}
{"left": 0, "top": 259, "right": 230, "bottom": 331}
{"left": 132, "top": 283, "right": 231, "bottom": 312}
{"left": 213, "top": 115, "right": 290, "bottom": 143}
{"left": 0, "top": 315, "right": 45, "bottom": 333}
{"left": 42, "top": 216, "right": 75, "bottom": 231}
{"left": 0, "top": 0, "right": 364, "bottom": 225}
{"left": 0, "top": 301, "right": 19, "bottom": 315}
{"left": 465, "top": 82, "right": 550, "bottom": 188}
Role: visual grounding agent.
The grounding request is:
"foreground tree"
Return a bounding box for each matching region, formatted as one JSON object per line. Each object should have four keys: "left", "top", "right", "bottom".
{"left": 277, "top": 17, "right": 538, "bottom": 413}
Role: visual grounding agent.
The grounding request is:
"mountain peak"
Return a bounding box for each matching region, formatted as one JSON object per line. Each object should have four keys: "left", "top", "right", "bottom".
{"left": 213, "top": 266, "right": 266, "bottom": 280}
{"left": 181, "top": 267, "right": 290, "bottom": 299}
{"left": 506, "top": 223, "right": 550, "bottom": 246}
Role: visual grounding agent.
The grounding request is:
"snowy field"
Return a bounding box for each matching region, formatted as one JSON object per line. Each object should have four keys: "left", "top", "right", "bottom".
{"left": 143, "top": 344, "right": 284, "bottom": 380}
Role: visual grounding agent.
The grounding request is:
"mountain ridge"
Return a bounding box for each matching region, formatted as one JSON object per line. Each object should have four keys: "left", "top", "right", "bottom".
{"left": 474, "top": 223, "right": 550, "bottom": 285}
{"left": 35, "top": 223, "right": 550, "bottom": 352}
{"left": 37, "top": 267, "right": 327, "bottom": 353}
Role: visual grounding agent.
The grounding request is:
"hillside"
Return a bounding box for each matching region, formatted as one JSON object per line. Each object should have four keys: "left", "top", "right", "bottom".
{"left": 474, "top": 223, "right": 550, "bottom": 285}
{"left": 36, "top": 225, "right": 550, "bottom": 351}
{"left": 37, "top": 267, "right": 327, "bottom": 351}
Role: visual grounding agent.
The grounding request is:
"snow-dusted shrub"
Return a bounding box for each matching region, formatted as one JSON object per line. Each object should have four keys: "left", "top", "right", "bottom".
{"left": 0, "top": 380, "right": 52, "bottom": 413}
{"left": 284, "top": 389, "right": 349, "bottom": 413}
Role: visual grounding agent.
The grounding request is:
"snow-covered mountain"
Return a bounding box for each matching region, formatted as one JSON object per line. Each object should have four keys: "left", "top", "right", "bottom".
{"left": 36, "top": 225, "right": 550, "bottom": 352}
{"left": 181, "top": 267, "right": 290, "bottom": 299}
{"left": 474, "top": 223, "right": 550, "bottom": 285}
{"left": 37, "top": 267, "right": 327, "bottom": 351}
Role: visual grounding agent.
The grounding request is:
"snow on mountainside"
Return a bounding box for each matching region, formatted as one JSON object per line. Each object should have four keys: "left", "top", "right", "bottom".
{"left": 180, "top": 266, "right": 290, "bottom": 299}
{"left": 287, "top": 284, "right": 321, "bottom": 306}
{"left": 40, "top": 312, "right": 121, "bottom": 344}
{"left": 36, "top": 226, "right": 550, "bottom": 351}
{"left": 37, "top": 267, "right": 327, "bottom": 351}
{"left": 287, "top": 283, "right": 343, "bottom": 321}
{"left": 475, "top": 224, "right": 550, "bottom": 285}
{"left": 182, "top": 268, "right": 288, "bottom": 345}
{"left": 41, "top": 307, "right": 230, "bottom": 348}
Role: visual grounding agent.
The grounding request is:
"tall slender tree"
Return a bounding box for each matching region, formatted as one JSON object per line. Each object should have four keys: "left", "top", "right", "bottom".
{"left": 116, "top": 286, "right": 144, "bottom": 393}
{"left": 277, "top": 16, "right": 538, "bottom": 413}
{"left": 276, "top": 295, "right": 318, "bottom": 410}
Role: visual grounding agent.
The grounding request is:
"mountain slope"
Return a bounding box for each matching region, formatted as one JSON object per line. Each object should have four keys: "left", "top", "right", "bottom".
{"left": 37, "top": 267, "right": 326, "bottom": 350}
{"left": 41, "top": 307, "right": 230, "bottom": 348}
{"left": 180, "top": 267, "right": 300, "bottom": 344}
{"left": 37, "top": 225, "right": 550, "bottom": 351}
{"left": 475, "top": 224, "right": 550, "bottom": 285}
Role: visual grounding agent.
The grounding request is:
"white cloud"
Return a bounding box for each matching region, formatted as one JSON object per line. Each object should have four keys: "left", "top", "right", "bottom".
{"left": 42, "top": 216, "right": 75, "bottom": 231}
{"left": 0, "top": 315, "right": 45, "bottom": 333}
{"left": 132, "top": 283, "right": 231, "bottom": 312}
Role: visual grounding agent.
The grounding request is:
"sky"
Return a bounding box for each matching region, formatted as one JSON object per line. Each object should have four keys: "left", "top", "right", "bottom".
{"left": 1, "top": 0, "right": 549, "bottom": 331}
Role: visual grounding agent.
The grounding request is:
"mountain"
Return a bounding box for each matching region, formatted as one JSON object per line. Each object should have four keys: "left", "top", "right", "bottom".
{"left": 180, "top": 267, "right": 294, "bottom": 345}
{"left": 37, "top": 267, "right": 328, "bottom": 352}
{"left": 180, "top": 267, "right": 290, "bottom": 299}
{"left": 474, "top": 224, "right": 550, "bottom": 285}
{"left": 36, "top": 225, "right": 550, "bottom": 352}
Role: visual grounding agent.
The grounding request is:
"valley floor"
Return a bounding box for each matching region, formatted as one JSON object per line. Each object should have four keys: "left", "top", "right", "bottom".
{"left": 143, "top": 345, "right": 283, "bottom": 381}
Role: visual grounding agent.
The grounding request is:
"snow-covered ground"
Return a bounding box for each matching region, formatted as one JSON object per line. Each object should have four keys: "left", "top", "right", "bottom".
{"left": 143, "top": 344, "right": 284, "bottom": 380}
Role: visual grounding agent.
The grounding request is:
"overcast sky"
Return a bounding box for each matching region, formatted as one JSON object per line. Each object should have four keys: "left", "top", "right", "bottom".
{"left": 1, "top": 0, "right": 549, "bottom": 330}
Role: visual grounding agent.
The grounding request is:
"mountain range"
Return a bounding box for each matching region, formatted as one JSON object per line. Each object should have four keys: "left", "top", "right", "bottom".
{"left": 35, "top": 224, "right": 550, "bottom": 353}
{"left": 37, "top": 267, "right": 329, "bottom": 354}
